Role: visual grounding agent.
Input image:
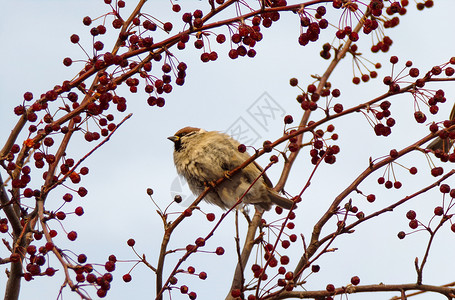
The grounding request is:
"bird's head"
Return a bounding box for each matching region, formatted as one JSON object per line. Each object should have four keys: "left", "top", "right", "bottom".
{"left": 168, "top": 127, "right": 204, "bottom": 151}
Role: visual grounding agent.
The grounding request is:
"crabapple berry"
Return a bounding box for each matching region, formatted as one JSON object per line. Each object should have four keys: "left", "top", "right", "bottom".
{"left": 123, "top": 274, "right": 132, "bottom": 282}
{"left": 351, "top": 276, "right": 360, "bottom": 285}
{"left": 206, "top": 213, "right": 215, "bottom": 222}
{"left": 326, "top": 284, "right": 335, "bottom": 292}
{"left": 216, "top": 247, "right": 225, "bottom": 255}
{"left": 67, "top": 231, "right": 77, "bottom": 241}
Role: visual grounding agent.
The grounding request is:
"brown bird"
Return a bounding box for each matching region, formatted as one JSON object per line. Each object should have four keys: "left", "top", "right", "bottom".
{"left": 168, "top": 127, "right": 294, "bottom": 210}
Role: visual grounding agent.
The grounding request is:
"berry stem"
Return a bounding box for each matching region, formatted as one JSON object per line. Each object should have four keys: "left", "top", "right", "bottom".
{"left": 275, "top": 8, "right": 371, "bottom": 193}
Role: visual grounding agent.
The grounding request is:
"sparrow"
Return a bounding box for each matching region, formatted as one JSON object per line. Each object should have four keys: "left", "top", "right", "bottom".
{"left": 168, "top": 127, "right": 294, "bottom": 211}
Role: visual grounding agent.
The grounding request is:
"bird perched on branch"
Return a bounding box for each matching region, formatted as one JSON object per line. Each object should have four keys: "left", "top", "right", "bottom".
{"left": 168, "top": 127, "right": 294, "bottom": 211}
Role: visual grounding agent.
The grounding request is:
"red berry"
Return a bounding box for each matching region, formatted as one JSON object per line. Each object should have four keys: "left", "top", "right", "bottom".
{"left": 83, "top": 16, "right": 92, "bottom": 26}
{"left": 289, "top": 78, "right": 298, "bottom": 87}
{"left": 385, "top": 180, "right": 393, "bottom": 189}
{"left": 228, "top": 49, "right": 238, "bottom": 59}
{"left": 285, "top": 271, "right": 294, "bottom": 281}
{"left": 289, "top": 234, "right": 297, "bottom": 242}
{"left": 94, "top": 41, "right": 104, "bottom": 51}
{"left": 434, "top": 206, "right": 444, "bottom": 216}
{"left": 80, "top": 167, "right": 89, "bottom": 175}
{"left": 14, "top": 105, "right": 25, "bottom": 115}
{"left": 182, "top": 12, "right": 192, "bottom": 23}
{"left": 127, "top": 238, "right": 136, "bottom": 247}
{"left": 409, "top": 68, "right": 419, "bottom": 77}
{"left": 275, "top": 206, "right": 283, "bottom": 215}
{"left": 45, "top": 242, "right": 54, "bottom": 250}
{"left": 333, "top": 103, "right": 343, "bottom": 113}
{"left": 63, "top": 193, "right": 73, "bottom": 202}
{"left": 445, "top": 67, "right": 454, "bottom": 76}
{"left": 311, "top": 265, "right": 320, "bottom": 272}
{"left": 78, "top": 187, "right": 88, "bottom": 197}
{"left": 284, "top": 115, "right": 294, "bottom": 124}
{"left": 67, "top": 231, "right": 77, "bottom": 241}
{"left": 70, "top": 172, "right": 81, "bottom": 184}
{"left": 215, "top": 247, "right": 225, "bottom": 255}
{"left": 281, "top": 240, "right": 290, "bottom": 249}
{"left": 206, "top": 213, "right": 215, "bottom": 222}
{"left": 172, "top": 4, "right": 181, "bottom": 12}
{"left": 280, "top": 255, "right": 290, "bottom": 265}
{"left": 184, "top": 208, "right": 192, "bottom": 217}
{"left": 431, "top": 167, "right": 443, "bottom": 177}
{"left": 366, "top": 194, "right": 376, "bottom": 202}
{"left": 45, "top": 267, "right": 56, "bottom": 276}
{"left": 113, "top": 18, "right": 123, "bottom": 29}
{"left": 390, "top": 56, "right": 399, "bottom": 64}
{"left": 180, "top": 285, "right": 189, "bottom": 294}
{"left": 78, "top": 254, "right": 87, "bottom": 263}
{"left": 231, "top": 289, "right": 241, "bottom": 298}
{"left": 409, "top": 219, "right": 418, "bottom": 229}
{"left": 26, "top": 245, "right": 36, "bottom": 255}
{"left": 414, "top": 111, "right": 427, "bottom": 123}
{"left": 63, "top": 57, "right": 72, "bottom": 67}
{"left": 326, "top": 284, "right": 335, "bottom": 292}
{"left": 195, "top": 237, "right": 206, "bottom": 247}
{"left": 87, "top": 273, "right": 97, "bottom": 283}
{"left": 440, "top": 184, "right": 450, "bottom": 193}
{"left": 406, "top": 210, "right": 416, "bottom": 220}
{"left": 163, "top": 22, "right": 173, "bottom": 32}
{"left": 96, "top": 289, "right": 107, "bottom": 298}
{"left": 75, "top": 207, "right": 84, "bottom": 216}
{"left": 105, "top": 261, "right": 115, "bottom": 272}
{"left": 390, "top": 149, "right": 399, "bottom": 158}
{"left": 351, "top": 276, "right": 360, "bottom": 285}
{"left": 123, "top": 274, "right": 132, "bottom": 282}
{"left": 216, "top": 34, "right": 226, "bottom": 44}
{"left": 56, "top": 211, "right": 66, "bottom": 220}
{"left": 349, "top": 32, "right": 359, "bottom": 41}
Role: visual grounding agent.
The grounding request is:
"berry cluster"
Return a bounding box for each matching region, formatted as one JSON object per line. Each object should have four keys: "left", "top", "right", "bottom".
{"left": 376, "top": 157, "right": 419, "bottom": 190}
{"left": 371, "top": 100, "right": 395, "bottom": 137}
{"left": 350, "top": 44, "right": 381, "bottom": 84}
{"left": 307, "top": 125, "right": 340, "bottom": 165}
{"left": 293, "top": 80, "right": 342, "bottom": 115}
{"left": 297, "top": 6, "right": 329, "bottom": 46}
{"left": 230, "top": 207, "right": 299, "bottom": 299}
{"left": 398, "top": 183, "right": 455, "bottom": 240}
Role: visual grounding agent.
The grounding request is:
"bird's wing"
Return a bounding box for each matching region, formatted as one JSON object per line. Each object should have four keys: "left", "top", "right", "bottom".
{"left": 253, "top": 161, "right": 274, "bottom": 188}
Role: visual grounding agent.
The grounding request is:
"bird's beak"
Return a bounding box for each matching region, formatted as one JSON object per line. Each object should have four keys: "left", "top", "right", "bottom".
{"left": 168, "top": 136, "right": 179, "bottom": 143}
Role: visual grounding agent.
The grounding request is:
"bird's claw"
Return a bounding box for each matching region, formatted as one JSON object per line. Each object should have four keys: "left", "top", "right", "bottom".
{"left": 203, "top": 181, "right": 217, "bottom": 188}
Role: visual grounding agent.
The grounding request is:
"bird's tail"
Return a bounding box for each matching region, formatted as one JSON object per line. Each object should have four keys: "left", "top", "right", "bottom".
{"left": 269, "top": 193, "right": 295, "bottom": 210}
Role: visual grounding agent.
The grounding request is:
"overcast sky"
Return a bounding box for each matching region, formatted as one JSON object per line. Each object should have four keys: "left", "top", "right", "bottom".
{"left": 1, "top": 1, "right": 455, "bottom": 299}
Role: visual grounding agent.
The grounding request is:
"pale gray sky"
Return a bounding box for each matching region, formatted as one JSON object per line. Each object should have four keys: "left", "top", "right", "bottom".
{"left": 1, "top": 1, "right": 454, "bottom": 299}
